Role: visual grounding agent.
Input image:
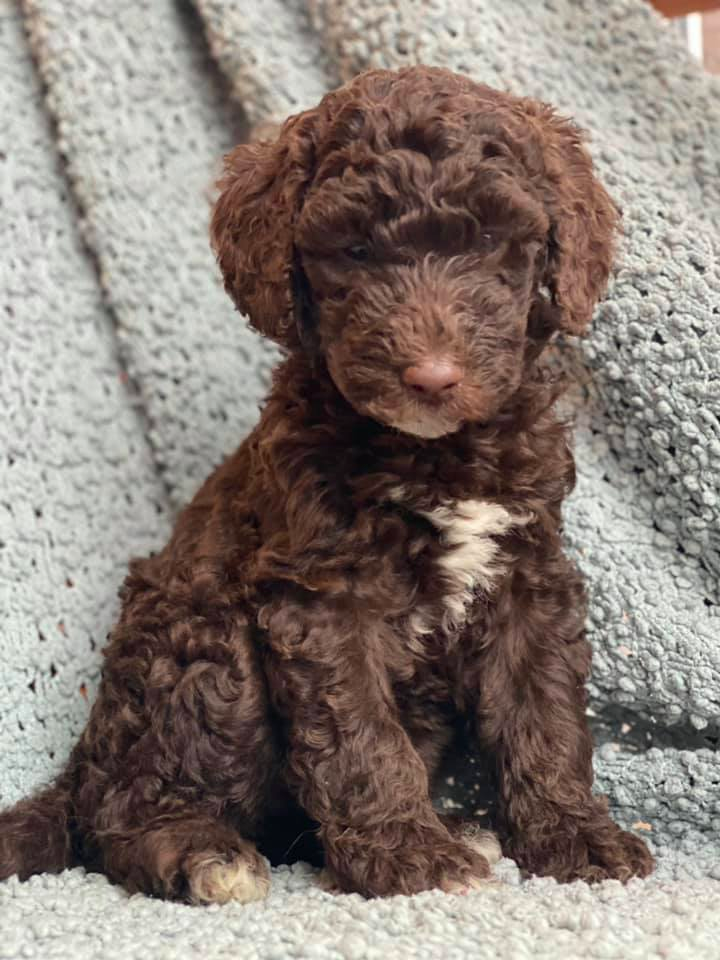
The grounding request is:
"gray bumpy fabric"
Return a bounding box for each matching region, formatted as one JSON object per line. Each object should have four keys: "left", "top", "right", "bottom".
{"left": 2, "top": 0, "right": 720, "bottom": 956}
{"left": 0, "top": 3, "right": 170, "bottom": 806}
{"left": 22, "top": 0, "right": 276, "bottom": 509}
{"left": 2, "top": 860, "right": 720, "bottom": 960}
{"left": 198, "top": 0, "right": 340, "bottom": 126}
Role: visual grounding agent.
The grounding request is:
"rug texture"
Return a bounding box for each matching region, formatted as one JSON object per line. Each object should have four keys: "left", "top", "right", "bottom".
{"left": 1, "top": 0, "right": 719, "bottom": 956}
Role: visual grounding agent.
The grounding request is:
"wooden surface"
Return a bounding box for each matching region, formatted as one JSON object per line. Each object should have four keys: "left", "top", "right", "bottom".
{"left": 705, "top": 10, "right": 720, "bottom": 69}
{"left": 650, "top": 0, "right": 720, "bottom": 16}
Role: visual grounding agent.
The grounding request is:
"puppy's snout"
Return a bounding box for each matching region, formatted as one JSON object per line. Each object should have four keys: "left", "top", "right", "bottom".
{"left": 402, "top": 359, "right": 463, "bottom": 395}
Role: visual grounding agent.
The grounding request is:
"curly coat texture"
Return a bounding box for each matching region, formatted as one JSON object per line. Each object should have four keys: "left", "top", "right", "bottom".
{"left": 0, "top": 66, "right": 653, "bottom": 902}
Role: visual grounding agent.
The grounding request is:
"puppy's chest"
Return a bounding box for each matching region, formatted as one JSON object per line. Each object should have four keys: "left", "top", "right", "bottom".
{"left": 389, "top": 493, "right": 526, "bottom": 648}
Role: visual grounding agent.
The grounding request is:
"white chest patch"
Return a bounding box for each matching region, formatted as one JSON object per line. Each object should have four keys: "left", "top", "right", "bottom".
{"left": 404, "top": 497, "right": 527, "bottom": 638}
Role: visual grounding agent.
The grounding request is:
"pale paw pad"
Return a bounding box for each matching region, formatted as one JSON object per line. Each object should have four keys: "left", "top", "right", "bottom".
{"left": 460, "top": 825, "right": 502, "bottom": 866}
{"left": 441, "top": 872, "right": 493, "bottom": 895}
{"left": 188, "top": 850, "right": 270, "bottom": 905}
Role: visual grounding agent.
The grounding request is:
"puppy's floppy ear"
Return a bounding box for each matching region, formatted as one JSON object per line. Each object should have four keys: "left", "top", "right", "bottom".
{"left": 534, "top": 109, "right": 620, "bottom": 336}
{"left": 210, "top": 114, "right": 317, "bottom": 350}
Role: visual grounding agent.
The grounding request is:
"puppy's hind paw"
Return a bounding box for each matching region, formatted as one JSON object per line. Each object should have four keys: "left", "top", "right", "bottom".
{"left": 186, "top": 843, "right": 271, "bottom": 905}
{"left": 440, "top": 870, "right": 495, "bottom": 895}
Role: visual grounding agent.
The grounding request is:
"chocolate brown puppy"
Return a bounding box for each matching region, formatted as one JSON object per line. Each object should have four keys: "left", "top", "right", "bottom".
{"left": 0, "top": 66, "right": 653, "bottom": 902}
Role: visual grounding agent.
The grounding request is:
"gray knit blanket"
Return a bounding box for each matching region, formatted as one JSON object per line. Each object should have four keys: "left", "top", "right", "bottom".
{"left": 1, "top": 0, "right": 719, "bottom": 956}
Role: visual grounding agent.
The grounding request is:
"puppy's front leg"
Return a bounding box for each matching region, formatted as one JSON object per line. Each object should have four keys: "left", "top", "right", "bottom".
{"left": 473, "top": 551, "right": 654, "bottom": 883}
{"left": 261, "top": 597, "right": 491, "bottom": 897}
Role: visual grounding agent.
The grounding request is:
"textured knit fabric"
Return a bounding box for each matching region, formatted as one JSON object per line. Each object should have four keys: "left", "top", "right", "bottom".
{"left": 2, "top": 860, "right": 720, "bottom": 960}
{"left": 2, "top": 0, "right": 719, "bottom": 956}
{"left": 0, "top": 0, "right": 171, "bottom": 805}
{"left": 21, "top": 0, "right": 277, "bottom": 508}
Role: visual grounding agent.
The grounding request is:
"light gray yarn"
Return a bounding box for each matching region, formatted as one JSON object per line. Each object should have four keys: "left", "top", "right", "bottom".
{"left": 1, "top": 862, "right": 720, "bottom": 960}
{"left": 0, "top": 3, "right": 170, "bottom": 806}
{"left": 22, "top": 0, "right": 276, "bottom": 509}
{"left": 198, "top": 0, "right": 340, "bottom": 126}
{"left": 2, "top": 0, "right": 720, "bottom": 956}
{"left": 593, "top": 746, "right": 720, "bottom": 857}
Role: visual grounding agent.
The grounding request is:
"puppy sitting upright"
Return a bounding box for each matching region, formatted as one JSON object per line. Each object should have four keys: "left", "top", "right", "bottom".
{"left": 0, "top": 66, "right": 654, "bottom": 903}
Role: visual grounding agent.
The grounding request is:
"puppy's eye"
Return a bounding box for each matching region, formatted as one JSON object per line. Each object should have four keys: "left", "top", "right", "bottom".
{"left": 478, "top": 232, "right": 496, "bottom": 250}
{"left": 347, "top": 245, "right": 369, "bottom": 262}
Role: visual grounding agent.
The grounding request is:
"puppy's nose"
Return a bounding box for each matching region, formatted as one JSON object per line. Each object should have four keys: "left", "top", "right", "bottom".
{"left": 402, "top": 359, "right": 463, "bottom": 395}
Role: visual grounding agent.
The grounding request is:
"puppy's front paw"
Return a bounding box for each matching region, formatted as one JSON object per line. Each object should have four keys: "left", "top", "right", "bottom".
{"left": 511, "top": 817, "right": 654, "bottom": 884}
{"left": 328, "top": 824, "right": 493, "bottom": 898}
{"left": 580, "top": 822, "right": 654, "bottom": 882}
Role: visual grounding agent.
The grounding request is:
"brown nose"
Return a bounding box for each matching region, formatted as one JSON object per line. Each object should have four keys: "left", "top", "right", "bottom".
{"left": 402, "top": 359, "right": 463, "bottom": 395}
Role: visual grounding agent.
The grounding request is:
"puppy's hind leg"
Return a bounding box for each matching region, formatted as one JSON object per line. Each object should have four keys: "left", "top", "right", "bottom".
{"left": 95, "top": 807, "right": 270, "bottom": 904}
{"left": 80, "top": 610, "right": 280, "bottom": 904}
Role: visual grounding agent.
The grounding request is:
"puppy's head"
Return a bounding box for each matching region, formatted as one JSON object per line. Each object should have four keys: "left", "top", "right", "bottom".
{"left": 211, "top": 67, "right": 618, "bottom": 439}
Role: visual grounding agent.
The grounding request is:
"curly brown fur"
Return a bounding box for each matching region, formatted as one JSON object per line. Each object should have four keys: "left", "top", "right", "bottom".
{"left": 0, "top": 66, "right": 653, "bottom": 902}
